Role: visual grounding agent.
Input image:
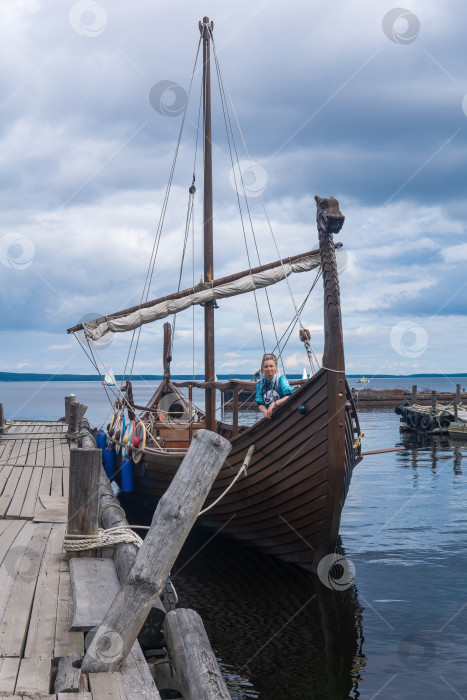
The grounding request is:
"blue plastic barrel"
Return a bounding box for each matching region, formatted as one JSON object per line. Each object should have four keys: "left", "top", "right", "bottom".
{"left": 96, "top": 429, "right": 107, "bottom": 451}
{"left": 120, "top": 456, "right": 134, "bottom": 493}
{"left": 103, "top": 445, "right": 115, "bottom": 481}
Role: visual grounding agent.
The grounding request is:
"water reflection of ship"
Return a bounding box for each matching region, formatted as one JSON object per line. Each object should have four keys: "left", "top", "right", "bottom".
{"left": 170, "top": 527, "right": 365, "bottom": 699}
{"left": 399, "top": 431, "right": 464, "bottom": 475}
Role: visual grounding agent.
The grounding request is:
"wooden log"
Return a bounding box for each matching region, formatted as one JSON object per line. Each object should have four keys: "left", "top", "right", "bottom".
{"left": 65, "top": 394, "right": 76, "bottom": 424}
{"left": 81, "top": 430, "right": 231, "bottom": 673}
{"left": 67, "top": 447, "right": 100, "bottom": 537}
{"left": 163, "top": 608, "right": 230, "bottom": 700}
{"left": 79, "top": 417, "right": 97, "bottom": 450}
{"left": 97, "top": 467, "right": 166, "bottom": 649}
{"left": 431, "top": 390, "right": 437, "bottom": 409}
{"left": 411, "top": 385, "right": 417, "bottom": 404}
{"left": 54, "top": 653, "right": 87, "bottom": 694}
{"left": 0, "top": 403, "right": 5, "bottom": 435}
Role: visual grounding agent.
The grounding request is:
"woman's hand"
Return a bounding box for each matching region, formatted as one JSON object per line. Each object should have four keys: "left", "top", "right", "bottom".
{"left": 265, "top": 401, "right": 277, "bottom": 419}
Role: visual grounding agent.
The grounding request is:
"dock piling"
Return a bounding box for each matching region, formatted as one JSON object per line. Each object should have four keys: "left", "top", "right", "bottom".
{"left": 431, "top": 390, "right": 437, "bottom": 409}
{"left": 67, "top": 445, "right": 100, "bottom": 548}
{"left": 69, "top": 400, "right": 80, "bottom": 436}
{"left": 65, "top": 394, "right": 76, "bottom": 424}
{"left": 411, "top": 385, "right": 417, "bottom": 404}
{"left": 455, "top": 384, "right": 461, "bottom": 421}
{"left": 0, "top": 402, "right": 4, "bottom": 435}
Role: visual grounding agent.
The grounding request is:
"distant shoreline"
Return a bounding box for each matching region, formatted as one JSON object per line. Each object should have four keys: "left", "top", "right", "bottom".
{"left": 1, "top": 372, "right": 466, "bottom": 382}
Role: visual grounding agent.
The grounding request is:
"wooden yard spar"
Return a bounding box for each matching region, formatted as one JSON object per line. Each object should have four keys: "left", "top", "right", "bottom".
{"left": 67, "top": 17, "right": 362, "bottom": 573}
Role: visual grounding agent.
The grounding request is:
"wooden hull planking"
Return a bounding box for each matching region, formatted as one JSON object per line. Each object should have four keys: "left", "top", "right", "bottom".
{"left": 127, "top": 369, "right": 361, "bottom": 572}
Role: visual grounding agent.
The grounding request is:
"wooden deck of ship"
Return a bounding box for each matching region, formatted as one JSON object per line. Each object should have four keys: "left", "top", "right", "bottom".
{"left": 0, "top": 419, "right": 157, "bottom": 699}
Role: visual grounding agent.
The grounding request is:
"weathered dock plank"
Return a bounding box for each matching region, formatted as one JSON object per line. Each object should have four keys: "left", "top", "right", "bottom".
{"left": 25, "top": 440, "right": 37, "bottom": 466}
{"left": 0, "top": 441, "right": 14, "bottom": 466}
{"left": 0, "top": 522, "right": 35, "bottom": 626}
{"left": 0, "top": 469, "right": 22, "bottom": 518}
{"left": 0, "top": 656, "right": 20, "bottom": 695}
{"left": 89, "top": 672, "right": 127, "bottom": 699}
{"left": 6, "top": 439, "right": 22, "bottom": 464}
{"left": 53, "top": 439, "right": 64, "bottom": 467}
{"left": 0, "top": 522, "right": 52, "bottom": 656}
{"left": 15, "top": 656, "right": 52, "bottom": 696}
{"left": 54, "top": 569, "right": 85, "bottom": 658}
{"left": 51, "top": 468, "right": 63, "bottom": 498}
{"left": 0, "top": 466, "right": 14, "bottom": 498}
{"left": 70, "top": 558, "right": 121, "bottom": 631}
{"left": 20, "top": 467, "right": 43, "bottom": 519}
{"left": 24, "top": 524, "right": 64, "bottom": 659}
{"left": 45, "top": 437, "right": 54, "bottom": 466}
{"left": 6, "top": 466, "right": 33, "bottom": 519}
{"left": 0, "top": 521, "right": 27, "bottom": 568}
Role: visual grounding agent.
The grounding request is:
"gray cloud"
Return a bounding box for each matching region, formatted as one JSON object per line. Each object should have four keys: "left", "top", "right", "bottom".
{"left": 1, "top": 0, "right": 466, "bottom": 374}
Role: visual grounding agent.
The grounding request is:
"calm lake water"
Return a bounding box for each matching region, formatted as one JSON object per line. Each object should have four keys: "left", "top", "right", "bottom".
{"left": 1, "top": 379, "right": 466, "bottom": 698}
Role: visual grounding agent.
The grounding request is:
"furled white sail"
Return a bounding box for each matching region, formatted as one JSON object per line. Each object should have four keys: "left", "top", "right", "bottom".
{"left": 83, "top": 252, "right": 321, "bottom": 341}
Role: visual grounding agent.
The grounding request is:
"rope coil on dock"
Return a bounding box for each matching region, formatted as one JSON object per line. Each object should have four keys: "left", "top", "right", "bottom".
{"left": 63, "top": 525, "right": 143, "bottom": 551}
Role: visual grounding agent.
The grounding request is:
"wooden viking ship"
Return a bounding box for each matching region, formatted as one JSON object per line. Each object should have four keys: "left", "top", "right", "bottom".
{"left": 67, "top": 17, "right": 362, "bottom": 573}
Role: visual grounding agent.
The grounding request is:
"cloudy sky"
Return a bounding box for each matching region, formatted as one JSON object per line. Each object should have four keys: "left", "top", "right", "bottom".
{"left": 0, "top": 0, "right": 466, "bottom": 378}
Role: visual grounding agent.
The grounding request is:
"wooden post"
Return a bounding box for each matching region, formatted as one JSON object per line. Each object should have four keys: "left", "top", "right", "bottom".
{"left": 0, "top": 403, "right": 5, "bottom": 435}
{"left": 68, "top": 447, "right": 100, "bottom": 539}
{"left": 65, "top": 394, "right": 76, "bottom": 424}
{"left": 163, "top": 608, "right": 231, "bottom": 700}
{"left": 431, "top": 391, "right": 436, "bottom": 410}
{"left": 411, "top": 385, "right": 417, "bottom": 405}
{"left": 69, "top": 401, "right": 79, "bottom": 436}
{"left": 232, "top": 389, "right": 239, "bottom": 438}
{"left": 81, "top": 429, "right": 231, "bottom": 673}
{"left": 188, "top": 384, "right": 193, "bottom": 443}
{"left": 455, "top": 384, "right": 461, "bottom": 421}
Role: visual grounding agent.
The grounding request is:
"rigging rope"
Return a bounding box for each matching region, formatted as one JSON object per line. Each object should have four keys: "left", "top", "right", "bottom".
{"left": 172, "top": 76, "right": 204, "bottom": 353}
{"left": 211, "top": 36, "right": 266, "bottom": 355}
{"left": 211, "top": 32, "right": 285, "bottom": 369}
{"left": 212, "top": 33, "right": 320, "bottom": 367}
{"left": 123, "top": 36, "right": 203, "bottom": 392}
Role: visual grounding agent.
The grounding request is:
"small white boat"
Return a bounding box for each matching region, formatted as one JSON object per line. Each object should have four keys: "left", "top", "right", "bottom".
{"left": 103, "top": 369, "right": 116, "bottom": 387}
{"left": 357, "top": 376, "right": 370, "bottom": 384}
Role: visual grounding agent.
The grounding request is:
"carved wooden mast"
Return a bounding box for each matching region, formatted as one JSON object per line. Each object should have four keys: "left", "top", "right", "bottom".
{"left": 200, "top": 16, "right": 216, "bottom": 431}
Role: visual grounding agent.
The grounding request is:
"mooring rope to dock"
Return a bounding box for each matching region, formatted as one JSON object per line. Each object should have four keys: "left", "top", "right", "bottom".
{"left": 198, "top": 444, "right": 255, "bottom": 516}
{"left": 63, "top": 525, "right": 143, "bottom": 551}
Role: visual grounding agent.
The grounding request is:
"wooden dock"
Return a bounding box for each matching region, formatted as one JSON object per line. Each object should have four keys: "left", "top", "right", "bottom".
{"left": 0, "top": 403, "right": 234, "bottom": 699}
{"left": 0, "top": 417, "right": 158, "bottom": 699}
